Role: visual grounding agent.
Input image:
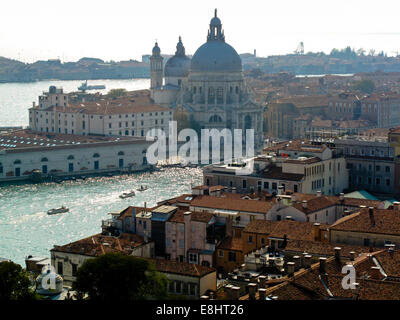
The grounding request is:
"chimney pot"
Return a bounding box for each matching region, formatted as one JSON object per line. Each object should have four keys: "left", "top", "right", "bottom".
{"left": 258, "top": 275, "right": 266, "bottom": 288}
{"left": 302, "top": 200, "right": 308, "bottom": 209}
{"left": 319, "top": 257, "right": 327, "bottom": 274}
{"left": 317, "top": 190, "right": 322, "bottom": 197}
{"left": 334, "top": 247, "right": 342, "bottom": 262}
{"left": 248, "top": 283, "right": 257, "bottom": 300}
{"left": 286, "top": 262, "right": 295, "bottom": 275}
{"left": 339, "top": 193, "right": 344, "bottom": 201}
{"left": 393, "top": 201, "right": 400, "bottom": 210}
{"left": 231, "top": 286, "right": 240, "bottom": 300}
{"left": 200, "top": 295, "right": 209, "bottom": 300}
{"left": 349, "top": 251, "right": 355, "bottom": 261}
{"left": 313, "top": 223, "right": 321, "bottom": 241}
{"left": 304, "top": 255, "right": 312, "bottom": 268}
{"left": 293, "top": 255, "right": 301, "bottom": 270}
{"left": 258, "top": 288, "right": 267, "bottom": 300}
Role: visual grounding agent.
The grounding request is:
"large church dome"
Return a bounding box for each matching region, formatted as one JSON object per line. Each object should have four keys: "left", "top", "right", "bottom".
{"left": 164, "top": 37, "right": 191, "bottom": 77}
{"left": 190, "top": 10, "right": 242, "bottom": 74}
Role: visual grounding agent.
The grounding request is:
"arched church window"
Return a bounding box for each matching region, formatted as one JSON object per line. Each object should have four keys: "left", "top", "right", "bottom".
{"left": 93, "top": 153, "right": 100, "bottom": 158}
{"left": 230, "top": 86, "right": 233, "bottom": 93}
{"left": 235, "top": 86, "right": 239, "bottom": 94}
{"left": 199, "top": 87, "right": 202, "bottom": 94}
{"left": 209, "top": 115, "right": 222, "bottom": 123}
{"left": 193, "top": 87, "right": 197, "bottom": 94}
{"left": 14, "top": 159, "right": 22, "bottom": 165}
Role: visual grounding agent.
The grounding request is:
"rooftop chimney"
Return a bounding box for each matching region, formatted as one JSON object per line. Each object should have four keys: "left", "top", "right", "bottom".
{"left": 200, "top": 295, "right": 209, "bottom": 300}
{"left": 258, "top": 275, "right": 266, "bottom": 288}
{"left": 339, "top": 193, "right": 344, "bottom": 201}
{"left": 343, "top": 210, "right": 350, "bottom": 217}
{"left": 349, "top": 251, "right": 355, "bottom": 261}
{"left": 304, "top": 255, "right": 312, "bottom": 268}
{"left": 291, "top": 194, "right": 297, "bottom": 202}
{"left": 232, "top": 187, "right": 236, "bottom": 194}
{"left": 278, "top": 185, "right": 284, "bottom": 195}
{"left": 334, "top": 247, "right": 342, "bottom": 262}
{"left": 258, "top": 288, "right": 267, "bottom": 300}
{"left": 352, "top": 282, "right": 360, "bottom": 300}
{"left": 317, "top": 190, "right": 322, "bottom": 197}
{"left": 370, "top": 266, "right": 382, "bottom": 280}
{"left": 302, "top": 200, "right": 308, "bottom": 209}
{"left": 231, "top": 286, "right": 240, "bottom": 300}
{"left": 313, "top": 223, "right": 321, "bottom": 241}
{"left": 285, "top": 216, "right": 293, "bottom": 221}
{"left": 393, "top": 202, "right": 400, "bottom": 211}
{"left": 319, "top": 257, "right": 327, "bottom": 274}
{"left": 368, "top": 207, "right": 375, "bottom": 226}
{"left": 248, "top": 283, "right": 257, "bottom": 300}
{"left": 293, "top": 256, "right": 301, "bottom": 270}
{"left": 225, "top": 284, "right": 233, "bottom": 299}
{"left": 286, "top": 262, "right": 295, "bottom": 276}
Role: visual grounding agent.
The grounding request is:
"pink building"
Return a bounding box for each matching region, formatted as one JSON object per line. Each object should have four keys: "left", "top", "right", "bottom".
{"left": 165, "top": 210, "right": 217, "bottom": 267}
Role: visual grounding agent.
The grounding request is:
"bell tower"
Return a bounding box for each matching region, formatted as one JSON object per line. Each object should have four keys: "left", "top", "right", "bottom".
{"left": 150, "top": 42, "right": 163, "bottom": 90}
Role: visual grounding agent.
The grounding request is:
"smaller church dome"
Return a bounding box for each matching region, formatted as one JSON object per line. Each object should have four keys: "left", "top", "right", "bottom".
{"left": 164, "top": 37, "right": 191, "bottom": 78}
{"left": 152, "top": 42, "right": 161, "bottom": 56}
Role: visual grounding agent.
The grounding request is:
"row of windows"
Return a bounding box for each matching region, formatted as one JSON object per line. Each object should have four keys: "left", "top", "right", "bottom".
{"left": 9, "top": 152, "right": 125, "bottom": 165}
{"left": 352, "top": 176, "right": 391, "bottom": 186}
{"left": 348, "top": 163, "right": 391, "bottom": 172}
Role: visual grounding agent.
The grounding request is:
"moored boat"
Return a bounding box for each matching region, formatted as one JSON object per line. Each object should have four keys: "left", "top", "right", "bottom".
{"left": 119, "top": 191, "right": 135, "bottom": 199}
{"left": 47, "top": 206, "right": 69, "bottom": 215}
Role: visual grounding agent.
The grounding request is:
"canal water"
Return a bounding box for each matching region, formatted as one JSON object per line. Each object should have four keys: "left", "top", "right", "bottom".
{"left": 0, "top": 167, "right": 203, "bottom": 266}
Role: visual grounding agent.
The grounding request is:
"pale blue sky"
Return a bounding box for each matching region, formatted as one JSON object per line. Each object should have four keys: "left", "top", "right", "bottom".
{"left": 1, "top": 0, "right": 400, "bottom": 62}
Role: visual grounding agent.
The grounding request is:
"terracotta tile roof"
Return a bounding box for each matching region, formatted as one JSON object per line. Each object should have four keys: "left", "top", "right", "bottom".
{"left": 167, "top": 209, "right": 214, "bottom": 223}
{"left": 242, "top": 220, "right": 278, "bottom": 234}
{"left": 329, "top": 207, "right": 400, "bottom": 236}
{"left": 283, "top": 240, "right": 377, "bottom": 258}
{"left": 241, "top": 253, "right": 400, "bottom": 300}
{"left": 217, "top": 237, "right": 243, "bottom": 251}
{"left": 51, "top": 233, "right": 147, "bottom": 256}
{"left": 292, "top": 196, "right": 336, "bottom": 214}
{"left": 374, "top": 250, "right": 400, "bottom": 278}
{"left": 147, "top": 258, "right": 215, "bottom": 277}
{"left": 262, "top": 166, "right": 304, "bottom": 182}
{"left": 291, "top": 193, "right": 384, "bottom": 213}
{"left": 268, "top": 220, "right": 329, "bottom": 241}
{"left": 45, "top": 90, "right": 172, "bottom": 115}
{"left": 190, "top": 195, "right": 274, "bottom": 214}
{"left": 243, "top": 220, "right": 328, "bottom": 241}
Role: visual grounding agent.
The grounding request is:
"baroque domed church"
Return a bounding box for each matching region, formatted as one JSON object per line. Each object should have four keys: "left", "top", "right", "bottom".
{"left": 150, "top": 9, "right": 264, "bottom": 149}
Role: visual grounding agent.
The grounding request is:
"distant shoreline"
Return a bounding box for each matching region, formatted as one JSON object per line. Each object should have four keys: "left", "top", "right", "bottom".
{"left": 0, "top": 76, "right": 150, "bottom": 85}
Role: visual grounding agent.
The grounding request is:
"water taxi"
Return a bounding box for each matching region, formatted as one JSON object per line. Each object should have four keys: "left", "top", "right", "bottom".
{"left": 119, "top": 191, "right": 136, "bottom": 199}
{"left": 47, "top": 206, "right": 69, "bottom": 215}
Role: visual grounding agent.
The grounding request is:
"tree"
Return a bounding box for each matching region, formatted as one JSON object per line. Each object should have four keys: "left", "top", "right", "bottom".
{"left": 107, "top": 88, "right": 127, "bottom": 99}
{"left": 72, "top": 253, "right": 168, "bottom": 300}
{"left": 0, "top": 261, "right": 38, "bottom": 300}
{"left": 353, "top": 79, "right": 375, "bottom": 94}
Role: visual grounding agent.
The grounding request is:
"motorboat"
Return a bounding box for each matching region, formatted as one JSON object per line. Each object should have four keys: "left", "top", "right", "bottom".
{"left": 137, "top": 185, "right": 148, "bottom": 192}
{"left": 119, "top": 191, "right": 136, "bottom": 199}
{"left": 47, "top": 206, "right": 69, "bottom": 215}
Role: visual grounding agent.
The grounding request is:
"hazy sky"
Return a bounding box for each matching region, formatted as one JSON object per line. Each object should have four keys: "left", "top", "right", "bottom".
{"left": 1, "top": 0, "right": 400, "bottom": 63}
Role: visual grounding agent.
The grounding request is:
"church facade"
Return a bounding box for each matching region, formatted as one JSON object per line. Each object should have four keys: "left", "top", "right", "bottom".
{"left": 150, "top": 10, "right": 264, "bottom": 149}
